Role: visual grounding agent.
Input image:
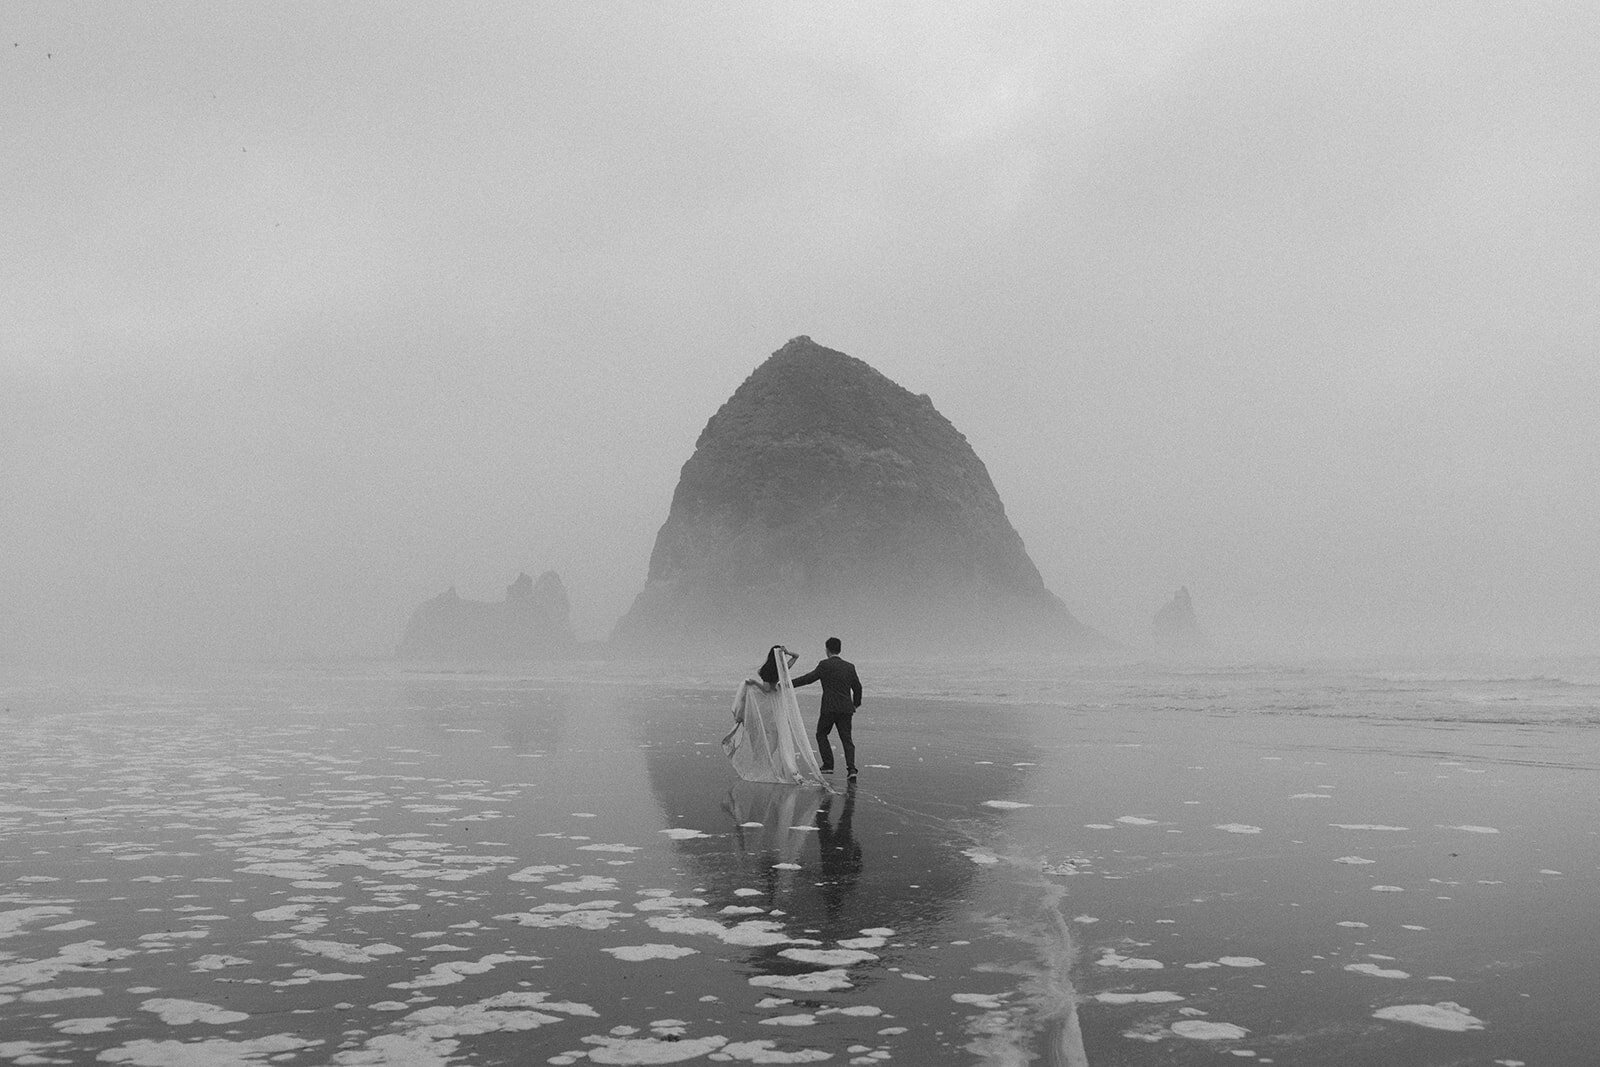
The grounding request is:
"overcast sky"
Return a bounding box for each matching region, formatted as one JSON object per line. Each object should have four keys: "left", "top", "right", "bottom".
{"left": 4, "top": 2, "right": 1597, "bottom": 663}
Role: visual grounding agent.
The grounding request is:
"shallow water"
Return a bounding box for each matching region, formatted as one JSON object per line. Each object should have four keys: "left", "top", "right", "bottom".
{"left": 0, "top": 663, "right": 1596, "bottom": 1064}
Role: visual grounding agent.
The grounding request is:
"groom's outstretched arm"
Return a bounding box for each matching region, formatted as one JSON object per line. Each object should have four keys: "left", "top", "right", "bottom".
{"left": 791, "top": 663, "right": 822, "bottom": 688}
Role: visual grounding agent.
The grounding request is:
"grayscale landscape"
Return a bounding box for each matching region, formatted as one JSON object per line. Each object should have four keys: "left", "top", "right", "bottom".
{"left": 3, "top": 3, "right": 1598, "bottom": 1065}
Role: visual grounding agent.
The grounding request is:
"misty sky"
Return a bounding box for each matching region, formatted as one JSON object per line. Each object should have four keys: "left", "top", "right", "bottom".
{"left": 5, "top": 2, "right": 1598, "bottom": 663}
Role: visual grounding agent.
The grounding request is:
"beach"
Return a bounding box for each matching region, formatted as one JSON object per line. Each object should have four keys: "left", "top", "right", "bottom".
{"left": 1, "top": 662, "right": 1597, "bottom": 1064}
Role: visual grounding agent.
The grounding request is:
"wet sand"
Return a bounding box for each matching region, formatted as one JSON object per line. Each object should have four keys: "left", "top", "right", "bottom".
{"left": 1, "top": 667, "right": 1597, "bottom": 1064}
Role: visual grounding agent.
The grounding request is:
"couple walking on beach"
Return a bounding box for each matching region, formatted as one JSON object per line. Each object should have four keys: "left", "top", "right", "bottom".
{"left": 722, "top": 637, "right": 863, "bottom": 788}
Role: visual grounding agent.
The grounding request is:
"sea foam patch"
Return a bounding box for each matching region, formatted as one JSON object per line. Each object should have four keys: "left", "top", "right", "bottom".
{"left": 749, "top": 969, "right": 852, "bottom": 992}
{"left": 714, "top": 1040, "right": 833, "bottom": 1062}
{"left": 100, "top": 1034, "right": 319, "bottom": 1063}
{"left": 388, "top": 952, "right": 539, "bottom": 990}
{"left": 778, "top": 948, "right": 878, "bottom": 966}
{"left": 0, "top": 906, "right": 73, "bottom": 938}
{"left": 292, "top": 939, "right": 402, "bottom": 964}
{"left": 1171, "top": 1021, "right": 1248, "bottom": 1040}
{"left": 603, "top": 944, "right": 698, "bottom": 962}
{"left": 139, "top": 998, "right": 249, "bottom": 1025}
{"left": 1095, "top": 991, "right": 1184, "bottom": 1004}
{"left": 52, "top": 1017, "right": 121, "bottom": 1034}
{"left": 1372, "top": 1002, "right": 1485, "bottom": 1031}
{"left": 0, "top": 941, "right": 134, "bottom": 988}
{"left": 1098, "top": 950, "right": 1162, "bottom": 970}
{"left": 21, "top": 986, "right": 103, "bottom": 1002}
{"left": 546, "top": 875, "right": 620, "bottom": 894}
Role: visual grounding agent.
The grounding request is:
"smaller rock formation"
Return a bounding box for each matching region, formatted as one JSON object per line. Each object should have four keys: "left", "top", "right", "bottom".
{"left": 398, "top": 571, "right": 577, "bottom": 661}
{"left": 1152, "top": 586, "right": 1213, "bottom": 657}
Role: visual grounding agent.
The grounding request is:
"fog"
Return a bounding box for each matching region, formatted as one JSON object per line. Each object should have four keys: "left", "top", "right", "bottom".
{"left": 4, "top": 2, "right": 1597, "bottom": 664}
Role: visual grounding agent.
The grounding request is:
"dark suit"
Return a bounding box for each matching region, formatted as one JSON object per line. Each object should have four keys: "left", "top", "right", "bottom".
{"left": 792, "top": 655, "right": 863, "bottom": 773}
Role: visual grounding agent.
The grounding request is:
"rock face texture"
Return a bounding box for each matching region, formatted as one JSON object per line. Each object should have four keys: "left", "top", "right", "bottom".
{"left": 612, "top": 336, "right": 1107, "bottom": 655}
{"left": 398, "top": 571, "right": 576, "bottom": 661}
{"left": 1152, "top": 586, "right": 1213, "bottom": 657}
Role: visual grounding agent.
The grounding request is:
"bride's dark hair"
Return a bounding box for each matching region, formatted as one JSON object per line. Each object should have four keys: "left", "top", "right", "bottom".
{"left": 758, "top": 646, "right": 782, "bottom": 687}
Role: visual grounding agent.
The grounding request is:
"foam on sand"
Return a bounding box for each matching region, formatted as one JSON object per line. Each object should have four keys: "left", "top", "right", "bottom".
{"left": 52, "top": 1017, "right": 121, "bottom": 1035}
{"left": 633, "top": 895, "right": 708, "bottom": 912}
{"left": 21, "top": 986, "right": 102, "bottom": 1002}
{"left": 1332, "top": 824, "right": 1409, "bottom": 831}
{"left": 338, "top": 992, "right": 596, "bottom": 1064}
{"left": 748, "top": 969, "right": 852, "bottom": 992}
{"left": 1214, "top": 824, "right": 1262, "bottom": 834}
{"left": 388, "top": 952, "right": 539, "bottom": 990}
{"left": 508, "top": 864, "right": 567, "bottom": 882}
{"left": 292, "top": 939, "right": 403, "bottom": 964}
{"left": 1095, "top": 990, "right": 1185, "bottom": 1004}
{"left": 547, "top": 875, "right": 620, "bottom": 894}
{"left": 602, "top": 944, "right": 698, "bottom": 962}
{"left": 190, "top": 954, "right": 250, "bottom": 971}
{"left": 715, "top": 1040, "right": 832, "bottom": 1062}
{"left": 138, "top": 998, "right": 250, "bottom": 1025}
{"left": 1346, "top": 963, "right": 1410, "bottom": 979}
{"left": 1372, "top": 1002, "right": 1486, "bottom": 1031}
{"left": 1171, "top": 1020, "right": 1248, "bottom": 1040}
{"left": 498, "top": 904, "right": 630, "bottom": 931}
{"left": 0, "top": 906, "right": 73, "bottom": 938}
{"left": 951, "top": 992, "right": 1006, "bottom": 1010}
{"left": 777, "top": 948, "right": 878, "bottom": 966}
{"left": 99, "top": 1034, "right": 320, "bottom": 1064}
{"left": 1098, "top": 950, "right": 1163, "bottom": 970}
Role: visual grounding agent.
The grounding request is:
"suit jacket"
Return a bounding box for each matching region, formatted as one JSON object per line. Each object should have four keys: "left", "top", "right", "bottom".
{"left": 791, "top": 655, "right": 862, "bottom": 718}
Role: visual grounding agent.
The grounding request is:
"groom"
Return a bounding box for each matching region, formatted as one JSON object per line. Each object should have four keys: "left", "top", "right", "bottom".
{"left": 791, "top": 637, "right": 863, "bottom": 778}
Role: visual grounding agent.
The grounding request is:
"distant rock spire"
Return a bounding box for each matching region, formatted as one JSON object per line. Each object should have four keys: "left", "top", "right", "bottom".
{"left": 1152, "top": 586, "right": 1214, "bottom": 657}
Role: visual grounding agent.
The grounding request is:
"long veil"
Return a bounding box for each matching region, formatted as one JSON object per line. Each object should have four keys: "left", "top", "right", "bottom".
{"left": 722, "top": 647, "right": 830, "bottom": 789}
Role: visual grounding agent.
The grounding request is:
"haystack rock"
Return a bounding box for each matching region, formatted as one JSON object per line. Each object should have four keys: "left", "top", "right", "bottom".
{"left": 1152, "top": 586, "right": 1213, "bottom": 656}
{"left": 398, "top": 571, "right": 577, "bottom": 661}
{"left": 611, "top": 336, "right": 1108, "bottom": 655}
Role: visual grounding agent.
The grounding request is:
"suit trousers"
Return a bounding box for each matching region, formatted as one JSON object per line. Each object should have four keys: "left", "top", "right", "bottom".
{"left": 816, "top": 708, "right": 855, "bottom": 771}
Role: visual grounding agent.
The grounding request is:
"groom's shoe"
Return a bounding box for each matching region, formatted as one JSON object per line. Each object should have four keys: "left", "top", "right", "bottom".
{"left": 820, "top": 765, "right": 835, "bottom": 774}
{"left": 847, "top": 768, "right": 859, "bottom": 779}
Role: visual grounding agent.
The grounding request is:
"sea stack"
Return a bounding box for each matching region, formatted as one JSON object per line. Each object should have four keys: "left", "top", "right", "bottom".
{"left": 612, "top": 336, "right": 1107, "bottom": 655}
{"left": 1152, "top": 586, "right": 1213, "bottom": 657}
{"left": 397, "top": 571, "right": 577, "bottom": 661}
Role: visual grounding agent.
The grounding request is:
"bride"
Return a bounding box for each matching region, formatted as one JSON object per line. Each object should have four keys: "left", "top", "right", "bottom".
{"left": 722, "top": 645, "right": 829, "bottom": 787}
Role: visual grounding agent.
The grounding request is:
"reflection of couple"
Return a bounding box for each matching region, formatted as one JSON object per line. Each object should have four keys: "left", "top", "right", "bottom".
{"left": 721, "top": 637, "right": 864, "bottom": 786}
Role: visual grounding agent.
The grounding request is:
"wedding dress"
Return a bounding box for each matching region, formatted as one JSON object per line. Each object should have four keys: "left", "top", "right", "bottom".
{"left": 722, "top": 651, "right": 829, "bottom": 787}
